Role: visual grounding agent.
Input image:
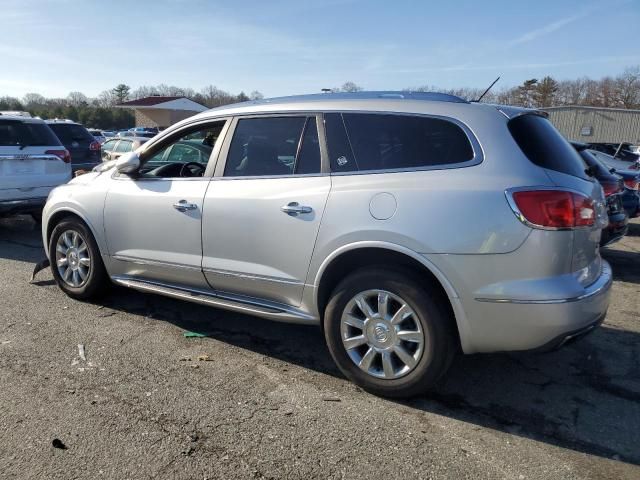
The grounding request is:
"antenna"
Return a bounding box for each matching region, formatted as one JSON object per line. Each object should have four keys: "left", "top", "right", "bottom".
{"left": 474, "top": 76, "right": 500, "bottom": 103}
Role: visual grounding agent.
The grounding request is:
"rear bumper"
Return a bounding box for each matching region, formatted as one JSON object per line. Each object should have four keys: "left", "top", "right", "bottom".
{"left": 0, "top": 197, "right": 47, "bottom": 215}
{"left": 462, "top": 261, "right": 612, "bottom": 353}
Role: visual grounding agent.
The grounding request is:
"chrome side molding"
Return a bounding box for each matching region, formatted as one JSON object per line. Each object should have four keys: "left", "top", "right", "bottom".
{"left": 110, "top": 276, "right": 319, "bottom": 325}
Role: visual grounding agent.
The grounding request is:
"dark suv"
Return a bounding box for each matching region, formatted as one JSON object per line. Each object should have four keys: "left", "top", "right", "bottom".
{"left": 46, "top": 120, "right": 101, "bottom": 172}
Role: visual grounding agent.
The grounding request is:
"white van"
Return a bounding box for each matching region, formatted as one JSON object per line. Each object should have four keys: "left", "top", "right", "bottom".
{"left": 0, "top": 114, "right": 72, "bottom": 220}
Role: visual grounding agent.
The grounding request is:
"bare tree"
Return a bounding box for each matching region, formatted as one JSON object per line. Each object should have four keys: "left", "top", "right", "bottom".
{"left": 250, "top": 90, "right": 264, "bottom": 100}
{"left": 67, "top": 91, "right": 88, "bottom": 107}
{"left": 23, "top": 93, "right": 46, "bottom": 107}
{"left": 615, "top": 66, "right": 640, "bottom": 109}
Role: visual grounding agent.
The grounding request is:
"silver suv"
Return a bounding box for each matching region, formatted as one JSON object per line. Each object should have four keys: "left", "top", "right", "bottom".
{"left": 42, "top": 92, "right": 612, "bottom": 397}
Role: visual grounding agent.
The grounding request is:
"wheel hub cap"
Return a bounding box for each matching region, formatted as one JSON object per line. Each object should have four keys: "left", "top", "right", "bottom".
{"left": 55, "top": 229, "right": 91, "bottom": 288}
{"left": 340, "top": 289, "right": 427, "bottom": 380}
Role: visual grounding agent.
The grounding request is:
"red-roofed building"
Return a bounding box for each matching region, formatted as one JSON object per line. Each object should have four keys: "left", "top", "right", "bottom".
{"left": 116, "top": 96, "right": 207, "bottom": 129}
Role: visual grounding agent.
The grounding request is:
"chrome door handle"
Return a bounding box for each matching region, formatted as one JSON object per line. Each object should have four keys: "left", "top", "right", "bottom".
{"left": 173, "top": 200, "right": 198, "bottom": 212}
{"left": 281, "top": 202, "right": 312, "bottom": 215}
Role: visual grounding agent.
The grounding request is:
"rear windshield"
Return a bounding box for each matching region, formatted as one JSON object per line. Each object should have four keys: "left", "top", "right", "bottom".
{"left": 508, "top": 114, "right": 589, "bottom": 180}
{"left": 48, "top": 123, "right": 94, "bottom": 143}
{"left": 0, "top": 120, "right": 61, "bottom": 147}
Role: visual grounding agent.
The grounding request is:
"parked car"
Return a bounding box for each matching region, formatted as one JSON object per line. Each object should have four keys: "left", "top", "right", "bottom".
{"left": 101, "top": 130, "right": 117, "bottom": 139}
{"left": 572, "top": 143, "right": 628, "bottom": 246}
{"left": 0, "top": 114, "right": 71, "bottom": 220}
{"left": 87, "top": 129, "right": 106, "bottom": 144}
{"left": 46, "top": 120, "right": 101, "bottom": 173}
{"left": 117, "top": 130, "right": 155, "bottom": 139}
{"left": 101, "top": 137, "right": 149, "bottom": 162}
{"left": 587, "top": 147, "right": 639, "bottom": 171}
{"left": 42, "top": 92, "right": 612, "bottom": 398}
{"left": 587, "top": 142, "right": 640, "bottom": 164}
{"left": 586, "top": 149, "right": 640, "bottom": 219}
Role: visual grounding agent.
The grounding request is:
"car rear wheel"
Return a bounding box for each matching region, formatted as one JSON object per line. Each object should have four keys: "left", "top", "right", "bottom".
{"left": 49, "top": 218, "right": 109, "bottom": 299}
{"left": 324, "top": 267, "right": 456, "bottom": 398}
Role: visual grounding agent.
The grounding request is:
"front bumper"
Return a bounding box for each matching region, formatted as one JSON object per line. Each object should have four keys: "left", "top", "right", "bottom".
{"left": 464, "top": 261, "right": 612, "bottom": 353}
{"left": 0, "top": 197, "right": 47, "bottom": 216}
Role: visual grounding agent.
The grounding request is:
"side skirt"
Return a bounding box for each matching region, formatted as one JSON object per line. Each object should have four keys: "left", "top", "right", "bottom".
{"left": 111, "top": 275, "right": 319, "bottom": 325}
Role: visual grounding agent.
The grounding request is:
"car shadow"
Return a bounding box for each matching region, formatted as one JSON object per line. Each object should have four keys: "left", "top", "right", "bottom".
{"left": 80, "top": 285, "right": 640, "bottom": 466}
{"left": 602, "top": 248, "right": 640, "bottom": 284}
{"left": 626, "top": 221, "right": 640, "bottom": 237}
{"left": 0, "top": 215, "right": 45, "bottom": 263}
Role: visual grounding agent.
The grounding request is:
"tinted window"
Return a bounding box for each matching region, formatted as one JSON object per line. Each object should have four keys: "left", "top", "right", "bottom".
{"left": 0, "top": 120, "right": 61, "bottom": 147}
{"left": 509, "top": 114, "right": 589, "bottom": 180}
{"left": 294, "top": 118, "right": 321, "bottom": 174}
{"left": 325, "top": 113, "right": 474, "bottom": 172}
{"left": 224, "top": 117, "right": 318, "bottom": 177}
{"left": 48, "top": 124, "right": 94, "bottom": 143}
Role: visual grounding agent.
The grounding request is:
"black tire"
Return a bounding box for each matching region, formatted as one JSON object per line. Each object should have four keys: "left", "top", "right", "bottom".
{"left": 324, "top": 267, "right": 457, "bottom": 398}
{"left": 48, "top": 217, "right": 109, "bottom": 300}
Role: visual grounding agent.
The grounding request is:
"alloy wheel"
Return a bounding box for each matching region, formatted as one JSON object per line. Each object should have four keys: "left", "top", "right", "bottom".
{"left": 340, "top": 289, "right": 426, "bottom": 379}
{"left": 55, "top": 229, "right": 91, "bottom": 288}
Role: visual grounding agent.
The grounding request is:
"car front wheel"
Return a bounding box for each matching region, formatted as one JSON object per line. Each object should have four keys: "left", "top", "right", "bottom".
{"left": 49, "top": 217, "right": 108, "bottom": 299}
{"left": 324, "top": 267, "right": 456, "bottom": 398}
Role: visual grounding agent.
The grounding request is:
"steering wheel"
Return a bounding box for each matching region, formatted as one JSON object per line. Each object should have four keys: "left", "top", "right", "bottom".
{"left": 179, "top": 162, "right": 205, "bottom": 177}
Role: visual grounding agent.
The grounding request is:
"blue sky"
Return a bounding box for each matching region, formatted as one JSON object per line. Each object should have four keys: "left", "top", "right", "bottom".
{"left": 1, "top": 0, "right": 639, "bottom": 98}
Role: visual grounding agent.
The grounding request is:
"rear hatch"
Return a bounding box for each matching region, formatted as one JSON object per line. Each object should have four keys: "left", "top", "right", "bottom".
{"left": 48, "top": 123, "right": 100, "bottom": 170}
{"left": 0, "top": 119, "right": 71, "bottom": 201}
{"left": 508, "top": 113, "right": 607, "bottom": 287}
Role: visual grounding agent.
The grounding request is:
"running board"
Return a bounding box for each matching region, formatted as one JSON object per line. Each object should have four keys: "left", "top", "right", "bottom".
{"left": 111, "top": 276, "right": 318, "bottom": 325}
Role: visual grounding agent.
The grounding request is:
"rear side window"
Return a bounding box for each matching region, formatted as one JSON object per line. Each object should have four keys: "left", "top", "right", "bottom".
{"left": 49, "top": 124, "right": 94, "bottom": 143}
{"left": 224, "top": 116, "right": 321, "bottom": 177}
{"left": 102, "top": 139, "right": 117, "bottom": 150}
{"left": 0, "top": 120, "right": 61, "bottom": 147}
{"left": 115, "top": 141, "right": 131, "bottom": 153}
{"left": 325, "top": 113, "right": 475, "bottom": 172}
{"left": 508, "top": 114, "right": 589, "bottom": 180}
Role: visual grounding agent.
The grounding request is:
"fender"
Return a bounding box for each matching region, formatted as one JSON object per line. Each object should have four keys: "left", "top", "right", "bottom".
{"left": 42, "top": 204, "right": 106, "bottom": 259}
{"left": 312, "top": 240, "right": 474, "bottom": 352}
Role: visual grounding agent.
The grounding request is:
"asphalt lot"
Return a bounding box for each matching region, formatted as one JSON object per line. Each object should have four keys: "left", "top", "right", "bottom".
{"left": 0, "top": 216, "right": 639, "bottom": 480}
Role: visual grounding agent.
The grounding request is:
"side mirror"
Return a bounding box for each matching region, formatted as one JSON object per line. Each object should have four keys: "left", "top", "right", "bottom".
{"left": 115, "top": 152, "right": 140, "bottom": 173}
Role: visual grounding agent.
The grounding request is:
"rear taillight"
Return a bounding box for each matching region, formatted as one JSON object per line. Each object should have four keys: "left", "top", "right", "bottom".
{"left": 601, "top": 180, "right": 623, "bottom": 197}
{"left": 624, "top": 178, "right": 639, "bottom": 190}
{"left": 509, "top": 189, "right": 595, "bottom": 229}
{"left": 89, "top": 140, "right": 101, "bottom": 151}
{"left": 45, "top": 149, "right": 71, "bottom": 164}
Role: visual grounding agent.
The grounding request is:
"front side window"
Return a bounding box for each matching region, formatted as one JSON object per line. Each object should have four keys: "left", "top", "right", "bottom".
{"left": 224, "top": 116, "right": 321, "bottom": 177}
{"left": 325, "top": 113, "right": 475, "bottom": 173}
{"left": 137, "top": 121, "right": 224, "bottom": 178}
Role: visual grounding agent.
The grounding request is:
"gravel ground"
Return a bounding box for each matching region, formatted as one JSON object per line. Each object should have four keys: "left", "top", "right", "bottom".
{"left": 0, "top": 215, "right": 639, "bottom": 480}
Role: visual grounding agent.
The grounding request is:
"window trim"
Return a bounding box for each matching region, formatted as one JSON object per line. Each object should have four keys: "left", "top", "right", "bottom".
{"left": 213, "top": 113, "right": 329, "bottom": 180}
{"left": 322, "top": 110, "right": 484, "bottom": 176}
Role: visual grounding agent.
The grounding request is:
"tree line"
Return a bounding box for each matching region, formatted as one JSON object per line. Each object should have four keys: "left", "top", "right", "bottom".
{"left": 407, "top": 66, "right": 640, "bottom": 109}
{"left": 1, "top": 66, "right": 639, "bottom": 129}
{"left": 0, "top": 84, "right": 264, "bottom": 130}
